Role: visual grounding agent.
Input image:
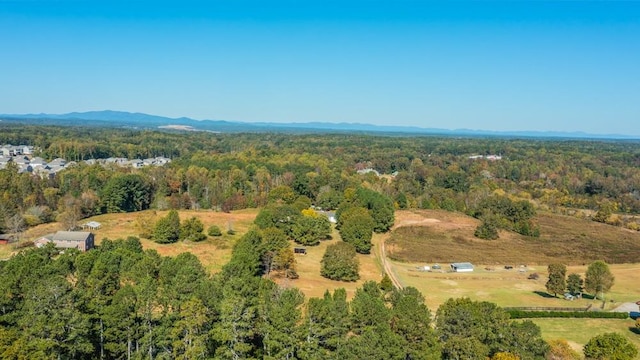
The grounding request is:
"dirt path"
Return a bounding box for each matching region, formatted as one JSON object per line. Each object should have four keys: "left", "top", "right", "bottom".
{"left": 377, "top": 232, "right": 403, "bottom": 289}
{"left": 374, "top": 213, "right": 443, "bottom": 290}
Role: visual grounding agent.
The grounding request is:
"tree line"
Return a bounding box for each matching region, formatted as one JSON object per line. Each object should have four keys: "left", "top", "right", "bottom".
{"left": 0, "top": 234, "right": 547, "bottom": 360}
{"left": 3, "top": 125, "right": 640, "bottom": 236}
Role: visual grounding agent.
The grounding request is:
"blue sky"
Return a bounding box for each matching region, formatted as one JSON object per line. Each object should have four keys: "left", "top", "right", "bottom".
{"left": 1, "top": 1, "right": 639, "bottom": 135}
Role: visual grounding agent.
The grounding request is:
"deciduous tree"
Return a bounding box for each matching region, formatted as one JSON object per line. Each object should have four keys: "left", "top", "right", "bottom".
{"left": 320, "top": 242, "right": 359, "bottom": 282}
{"left": 546, "top": 263, "right": 567, "bottom": 297}
{"left": 583, "top": 332, "right": 637, "bottom": 360}
{"left": 585, "top": 260, "right": 615, "bottom": 300}
{"left": 566, "top": 273, "right": 583, "bottom": 296}
{"left": 338, "top": 206, "right": 374, "bottom": 254}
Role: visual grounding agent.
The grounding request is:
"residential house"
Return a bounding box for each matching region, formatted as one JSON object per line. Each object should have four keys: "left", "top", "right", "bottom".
{"left": 129, "top": 159, "right": 144, "bottom": 168}
{"left": 35, "top": 231, "right": 95, "bottom": 252}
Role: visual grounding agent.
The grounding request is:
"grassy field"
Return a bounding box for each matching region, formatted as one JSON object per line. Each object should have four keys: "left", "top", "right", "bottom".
{"left": 387, "top": 209, "right": 640, "bottom": 265}
{"left": 533, "top": 318, "right": 640, "bottom": 355}
{"left": 389, "top": 261, "right": 640, "bottom": 311}
{"left": 14, "top": 209, "right": 384, "bottom": 298}
{"left": 18, "top": 209, "right": 258, "bottom": 273}
{"left": 273, "top": 226, "right": 384, "bottom": 300}
{"left": 380, "top": 209, "right": 640, "bottom": 356}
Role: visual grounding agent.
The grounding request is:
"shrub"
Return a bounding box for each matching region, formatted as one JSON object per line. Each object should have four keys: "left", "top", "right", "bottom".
{"left": 207, "top": 225, "right": 222, "bottom": 237}
{"left": 547, "top": 339, "right": 581, "bottom": 360}
{"left": 475, "top": 219, "right": 499, "bottom": 240}
{"left": 180, "top": 217, "right": 206, "bottom": 242}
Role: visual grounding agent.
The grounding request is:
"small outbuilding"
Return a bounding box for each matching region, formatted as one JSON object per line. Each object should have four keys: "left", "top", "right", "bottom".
{"left": 294, "top": 247, "right": 307, "bottom": 255}
{"left": 82, "top": 221, "right": 102, "bottom": 230}
{"left": 450, "top": 262, "right": 474, "bottom": 272}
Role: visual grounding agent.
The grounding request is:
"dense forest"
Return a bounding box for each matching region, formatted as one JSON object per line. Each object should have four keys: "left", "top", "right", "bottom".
{"left": 2, "top": 125, "right": 640, "bottom": 236}
{"left": 0, "top": 233, "right": 553, "bottom": 360}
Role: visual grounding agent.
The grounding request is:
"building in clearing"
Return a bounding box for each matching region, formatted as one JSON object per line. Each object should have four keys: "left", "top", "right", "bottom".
{"left": 450, "top": 262, "right": 474, "bottom": 272}
{"left": 35, "top": 231, "right": 95, "bottom": 252}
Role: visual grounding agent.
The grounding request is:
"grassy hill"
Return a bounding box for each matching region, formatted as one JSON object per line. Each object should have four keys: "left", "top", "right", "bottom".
{"left": 387, "top": 209, "right": 640, "bottom": 265}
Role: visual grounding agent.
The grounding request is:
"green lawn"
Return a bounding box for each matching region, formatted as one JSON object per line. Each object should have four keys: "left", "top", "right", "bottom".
{"left": 532, "top": 318, "right": 640, "bottom": 358}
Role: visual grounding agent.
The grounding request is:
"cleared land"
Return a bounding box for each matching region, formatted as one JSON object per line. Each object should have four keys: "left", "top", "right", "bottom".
{"left": 382, "top": 209, "right": 640, "bottom": 355}
{"left": 387, "top": 209, "right": 640, "bottom": 265}
{"left": 20, "top": 209, "right": 258, "bottom": 273}
{"left": 273, "top": 226, "right": 383, "bottom": 300}
{"left": 17, "top": 209, "right": 383, "bottom": 298}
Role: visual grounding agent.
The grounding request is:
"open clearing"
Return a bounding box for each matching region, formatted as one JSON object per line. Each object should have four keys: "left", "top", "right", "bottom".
{"left": 387, "top": 209, "right": 640, "bottom": 265}
{"left": 18, "top": 209, "right": 383, "bottom": 298}
{"left": 21, "top": 209, "right": 258, "bottom": 273}
{"left": 381, "top": 209, "right": 640, "bottom": 354}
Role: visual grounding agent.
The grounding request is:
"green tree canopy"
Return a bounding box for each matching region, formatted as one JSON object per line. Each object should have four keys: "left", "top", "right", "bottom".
{"left": 291, "top": 214, "right": 331, "bottom": 246}
{"left": 101, "top": 174, "right": 152, "bottom": 213}
{"left": 320, "top": 242, "right": 360, "bottom": 282}
{"left": 566, "top": 273, "right": 583, "bottom": 295}
{"left": 546, "top": 263, "right": 567, "bottom": 297}
{"left": 153, "top": 210, "right": 181, "bottom": 244}
{"left": 585, "top": 260, "right": 615, "bottom": 300}
{"left": 338, "top": 206, "right": 374, "bottom": 254}
{"left": 180, "top": 216, "right": 206, "bottom": 242}
{"left": 583, "top": 332, "right": 638, "bottom": 360}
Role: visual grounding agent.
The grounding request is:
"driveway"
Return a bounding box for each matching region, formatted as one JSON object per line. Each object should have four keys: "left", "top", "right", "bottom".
{"left": 612, "top": 302, "right": 640, "bottom": 313}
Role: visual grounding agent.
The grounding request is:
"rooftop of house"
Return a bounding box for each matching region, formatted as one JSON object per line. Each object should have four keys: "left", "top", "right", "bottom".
{"left": 50, "top": 231, "right": 93, "bottom": 242}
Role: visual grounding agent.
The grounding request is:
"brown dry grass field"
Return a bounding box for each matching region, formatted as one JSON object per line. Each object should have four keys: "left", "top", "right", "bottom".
{"left": 383, "top": 209, "right": 640, "bottom": 355}
{"left": 387, "top": 209, "right": 640, "bottom": 265}
{"left": 19, "top": 209, "right": 258, "bottom": 273}
{"left": 383, "top": 209, "right": 640, "bottom": 308}
{"left": 273, "top": 225, "right": 384, "bottom": 300}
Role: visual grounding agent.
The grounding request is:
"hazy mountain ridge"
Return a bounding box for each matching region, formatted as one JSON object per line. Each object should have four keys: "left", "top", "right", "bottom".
{"left": 1, "top": 110, "right": 637, "bottom": 139}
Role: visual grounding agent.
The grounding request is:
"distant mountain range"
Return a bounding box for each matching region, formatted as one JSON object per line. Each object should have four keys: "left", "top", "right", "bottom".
{"left": 0, "top": 110, "right": 637, "bottom": 139}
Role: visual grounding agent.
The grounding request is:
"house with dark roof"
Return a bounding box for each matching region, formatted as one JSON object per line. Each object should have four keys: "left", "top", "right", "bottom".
{"left": 35, "top": 231, "right": 95, "bottom": 252}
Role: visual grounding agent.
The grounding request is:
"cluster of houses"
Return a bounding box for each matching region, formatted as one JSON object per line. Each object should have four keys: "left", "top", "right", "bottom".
{"left": 468, "top": 154, "right": 503, "bottom": 161}
{"left": 0, "top": 144, "right": 171, "bottom": 177}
